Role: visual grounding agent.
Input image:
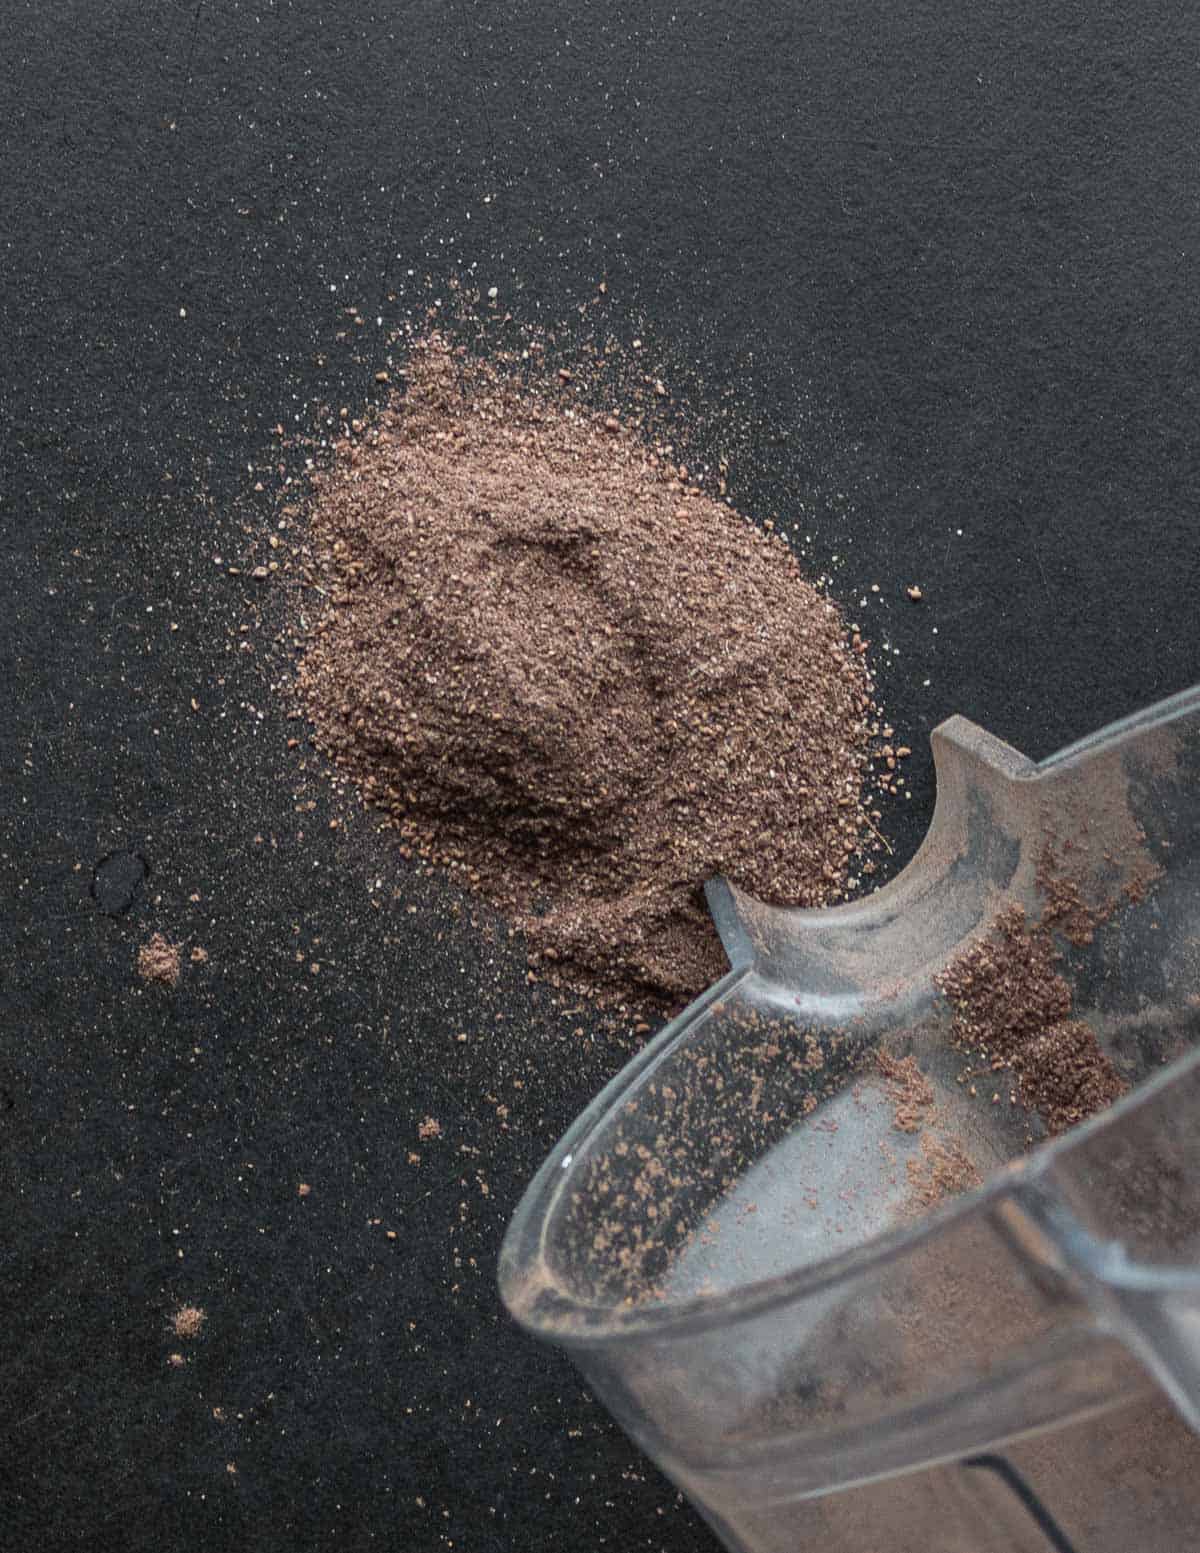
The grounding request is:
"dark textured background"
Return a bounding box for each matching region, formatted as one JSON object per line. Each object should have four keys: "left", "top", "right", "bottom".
{"left": 4, "top": 3, "right": 1200, "bottom": 1549}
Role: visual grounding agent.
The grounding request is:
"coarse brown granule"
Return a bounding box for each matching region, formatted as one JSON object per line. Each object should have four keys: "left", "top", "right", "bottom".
{"left": 876, "top": 1050, "right": 934, "bottom": 1134}
{"left": 417, "top": 1116, "right": 442, "bottom": 1141}
{"left": 137, "top": 932, "right": 181, "bottom": 987}
{"left": 172, "top": 1304, "right": 205, "bottom": 1339}
{"left": 937, "top": 907, "right": 1127, "bottom": 1135}
{"left": 296, "top": 333, "right": 878, "bottom": 1012}
{"left": 167, "top": 1352, "right": 186, "bottom": 1369}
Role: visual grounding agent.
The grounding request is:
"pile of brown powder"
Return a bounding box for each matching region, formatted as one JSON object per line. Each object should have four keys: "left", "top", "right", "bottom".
{"left": 296, "top": 333, "right": 878, "bottom": 1010}
{"left": 937, "top": 906, "right": 1127, "bottom": 1135}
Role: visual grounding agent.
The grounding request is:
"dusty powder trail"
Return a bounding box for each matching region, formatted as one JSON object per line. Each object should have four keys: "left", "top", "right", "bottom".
{"left": 295, "top": 333, "right": 878, "bottom": 1011}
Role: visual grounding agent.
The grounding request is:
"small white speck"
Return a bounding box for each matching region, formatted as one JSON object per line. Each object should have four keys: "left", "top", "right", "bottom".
{"left": 561, "top": 1154, "right": 573, "bottom": 1170}
{"left": 179, "top": 307, "right": 187, "bottom": 318}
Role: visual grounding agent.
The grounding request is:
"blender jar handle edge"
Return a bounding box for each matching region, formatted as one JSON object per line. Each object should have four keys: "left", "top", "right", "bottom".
{"left": 1008, "top": 1179, "right": 1200, "bottom": 1436}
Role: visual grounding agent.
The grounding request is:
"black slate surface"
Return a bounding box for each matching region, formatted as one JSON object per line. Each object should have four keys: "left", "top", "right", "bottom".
{"left": 4, "top": 3, "right": 1200, "bottom": 1550}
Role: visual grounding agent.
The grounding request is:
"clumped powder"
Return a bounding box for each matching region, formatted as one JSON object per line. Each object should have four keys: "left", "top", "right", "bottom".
{"left": 296, "top": 334, "right": 878, "bottom": 1010}
{"left": 937, "top": 906, "right": 1127, "bottom": 1135}
{"left": 172, "top": 1305, "right": 205, "bottom": 1339}
{"left": 137, "top": 933, "right": 181, "bottom": 988}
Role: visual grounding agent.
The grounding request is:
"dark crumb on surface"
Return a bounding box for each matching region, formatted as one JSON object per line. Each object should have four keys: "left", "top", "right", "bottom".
{"left": 172, "top": 1305, "right": 206, "bottom": 1339}
{"left": 137, "top": 932, "right": 181, "bottom": 987}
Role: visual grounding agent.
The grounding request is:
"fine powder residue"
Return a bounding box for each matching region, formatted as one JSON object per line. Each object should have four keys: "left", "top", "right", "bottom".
{"left": 876, "top": 1049, "right": 980, "bottom": 1213}
{"left": 905, "top": 1132, "right": 981, "bottom": 1209}
{"left": 296, "top": 333, "right": 879, "bottom": 1011}
{"left": 936, "top": 906, "right": 1127, "bottom": 1135}
{"left": 137, "top": 933, "right": 181, "bottom": 988}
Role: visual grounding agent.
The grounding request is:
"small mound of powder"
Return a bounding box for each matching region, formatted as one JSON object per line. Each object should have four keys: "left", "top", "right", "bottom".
{"left": 137, "top": 933, "right": 181, "bottom": 988}
{"left": 172, "top": 1304, "right": 205, "bottom": 1339}
{"left": 297, "top": 334, "right": 878, "bottom": 1010}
